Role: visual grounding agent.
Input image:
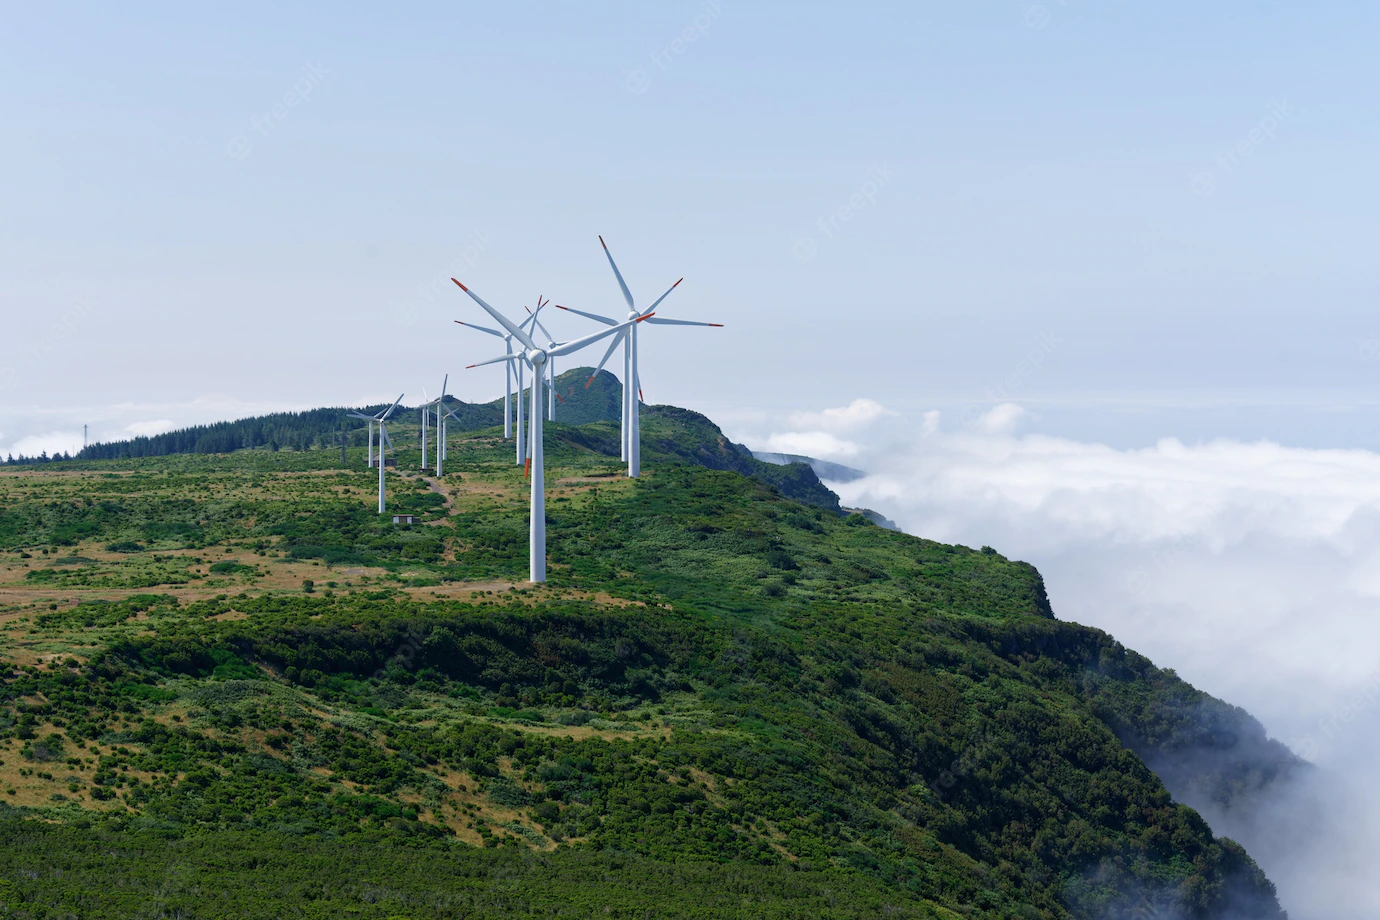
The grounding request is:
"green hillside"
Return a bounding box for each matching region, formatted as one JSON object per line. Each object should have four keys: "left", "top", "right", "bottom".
{"left": 0, "top": 405, "right": 1294, "bottom": 918}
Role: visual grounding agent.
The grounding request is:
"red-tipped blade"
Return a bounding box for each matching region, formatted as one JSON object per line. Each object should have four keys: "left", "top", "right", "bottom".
{"left": 709, "top": 323, "right": 724, "bottom": 327}
{"left": 555, "top": 304, "right": 571, "bottom": 311}
{"left": 524, "top": 457, "right": 532, "bottom": 479}
{"left": 635, "top": 312, "right": 655, "bottom": 322}
{"left": 639, "top": 389, "right": 645, "bottom": 402}
{"left": 585, "top": 376, "right": 596, "bottom": 389}
{"left": 555, "top": 392, "right": 566, "bottom": 404}
{"left": 598, "top": 235, "right": 607, "bottom": 250}
{"left": 465, "top": 364, "right": 478, "bottom": 369}
{"left": 451, "top": 278, "right": 468, "bottom": 291}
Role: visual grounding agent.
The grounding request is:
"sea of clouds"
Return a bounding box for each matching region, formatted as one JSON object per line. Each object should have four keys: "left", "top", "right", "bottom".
{"left": 741, "top": 399, "right": 1380, "bottom": 920}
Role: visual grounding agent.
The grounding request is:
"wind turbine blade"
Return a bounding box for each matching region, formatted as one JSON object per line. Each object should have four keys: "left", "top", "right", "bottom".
{"left": 467, "top": 352, "right": 521, "bottom": 369}
{"left": 554, "top": 304, "right": 618, "bottom": 326}
{"left": 440, "top": 373, "right": 448, "bottom": 400}
{"left": 533, "top": 316, "right": 556, "bottom": 342}
{"left": 641, "top": 317, "right": 725, "bottom": 327}
{"left": 454, "top": 320, "right": 506, "bottom": 338}
{"left": 347, "top": 411, "right": 373, "bottom": 421}
{"left": 585, "top": 327, "right": 630, "bottom": 387}
{"left": 380, "top": 425, "right": 393, "bottom": 450}
{"left": 549, "top": 316, "right": 651, "bottom": 359}
{"left": 599, "top": 235, "right": 636, "bottom": 311}
{"left": 641, "top": 278, "right": 682, "bottom": 317}
{"left": 379, "top": 394, "right": 404, "bottom": 421}
{"left": 452, "top": 279, "right": 536, "bottom": 350}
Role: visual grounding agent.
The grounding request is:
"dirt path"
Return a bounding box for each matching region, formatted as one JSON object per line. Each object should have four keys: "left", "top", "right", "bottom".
{"left": 423, "top": 475, "right": 458, "bottom": 515}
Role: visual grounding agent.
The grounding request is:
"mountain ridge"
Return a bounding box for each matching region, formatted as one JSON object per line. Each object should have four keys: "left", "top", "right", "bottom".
{"left": 0, "top": 396, "right": 1299, "bottom": 918}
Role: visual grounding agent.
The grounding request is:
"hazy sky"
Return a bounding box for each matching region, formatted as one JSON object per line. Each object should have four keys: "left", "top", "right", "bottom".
{"left": 5, "top": 4, "right": 1380, "bottom": 914}
{"left": 4, "top": 1, "right": 1380, "bottom": 454}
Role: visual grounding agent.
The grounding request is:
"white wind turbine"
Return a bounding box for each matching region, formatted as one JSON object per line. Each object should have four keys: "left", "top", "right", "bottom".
{"left": 557, "top": 236, "right": 722, "bottom": 478}
{"left": 527, "top": 300, "right": 564, "bottom": 422}
{"left": 348, "top": 409, "right": 378, "bottom": 469}
{"left": 420, "top": 375, "right": 448, "bottom": 471}
{"left": 452, "top": 277, "right": 650, "bottom": 582}
{"left": 437, "top": 402, "right": 465, "bottom": 477}
{"left": 350, "top": 395, "right": 403, "bottom": 513}
{"left": 454, "top": 307, "right": 543, "bottom": 466}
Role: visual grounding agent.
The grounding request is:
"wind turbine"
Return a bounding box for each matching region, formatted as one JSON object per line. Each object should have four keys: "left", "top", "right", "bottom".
{"left": 436, "top": 402, "right": 469, "bottom": 477}
{"left": 420, "top": 375, "right": 448, "bottom": 471}
{"left": 347, "top": 409, "right": 379, "bottom": 469}
{"left": 454, "top": 309, "right": 543, "bottom": 466}
{"left": 557, "top": 236, "right": 722, "bottom": 478}
{"left": 351, "top": 395, "right": 403, "bottom": 513}
{"left": 453, "top": 277, "right": 650, "bottom": 582}
{"left": 528, "top": 299, "right": 563, "bottom": 422}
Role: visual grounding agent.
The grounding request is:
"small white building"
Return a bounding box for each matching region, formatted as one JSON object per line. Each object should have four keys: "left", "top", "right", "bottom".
{"left": 392, "top": 513, "right": 417, "bottom": 525}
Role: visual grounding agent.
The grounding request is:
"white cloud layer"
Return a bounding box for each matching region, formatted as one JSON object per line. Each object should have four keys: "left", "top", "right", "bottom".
{"left": 739, "top": 397, "right": 892, "bottom": 462}
{"left": 787, "top": 398, "right": 894, "bottom": 434}
{"left": 4, "top": 431, "right": 85, "bottom": 459}
{"left": 123, "top": 419, "right": 176, "bottom": 437}
{"left": 754, "top": 401, "right": 1380, "bottom": 919}
{"left": 760, "top": 431, "right": 860, "bottom": 458}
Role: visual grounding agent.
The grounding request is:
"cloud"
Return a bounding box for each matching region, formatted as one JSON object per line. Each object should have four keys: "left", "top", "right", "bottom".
{"left": 3, "top": 430, "right": 83, "bottom": 458}
{"left": 827, "top": 406, "right": 1380, "bottom": 918}
{"left": 123, "top": 419, "right": 176, "bottom": 437}
{"left": 760, "top": 431, "right": 861, "bottom": 458}
{"left": 787, "top": 398, "right": 894, "bottom": 434}
{"left": 738, "top": 398, "right": 892, "bottom": 462}
{"left": 973, "top": 402, "right": 1025, "bottom": 434}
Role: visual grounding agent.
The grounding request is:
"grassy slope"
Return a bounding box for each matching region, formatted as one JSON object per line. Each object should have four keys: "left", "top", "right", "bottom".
{"left": 0, "top": 411, "right": 1292, "bottom": 919}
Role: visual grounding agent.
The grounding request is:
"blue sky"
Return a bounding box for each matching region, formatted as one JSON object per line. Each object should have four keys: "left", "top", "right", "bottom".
{"left": 5, "top": 1, "right": 1380, "bottom": 452}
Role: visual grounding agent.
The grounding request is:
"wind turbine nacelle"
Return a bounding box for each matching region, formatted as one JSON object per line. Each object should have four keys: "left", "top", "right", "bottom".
{"left": 526, "top": 349, "right": 548, "bottom": 366}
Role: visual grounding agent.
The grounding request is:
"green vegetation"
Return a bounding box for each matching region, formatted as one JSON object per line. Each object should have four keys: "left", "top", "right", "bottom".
{"left": 0, "top": 399, "right": 1293, "bottom": 918}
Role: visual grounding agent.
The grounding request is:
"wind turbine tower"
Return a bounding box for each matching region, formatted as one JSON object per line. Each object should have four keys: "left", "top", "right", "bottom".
{"left": 454, "top": 278, "right": 647, "bottom": 582}
{"left": 559, "top": 236, "right": 722, "bottom": 478}
{"left": 454, "top": 310, "right": 542, "bottom": 466}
